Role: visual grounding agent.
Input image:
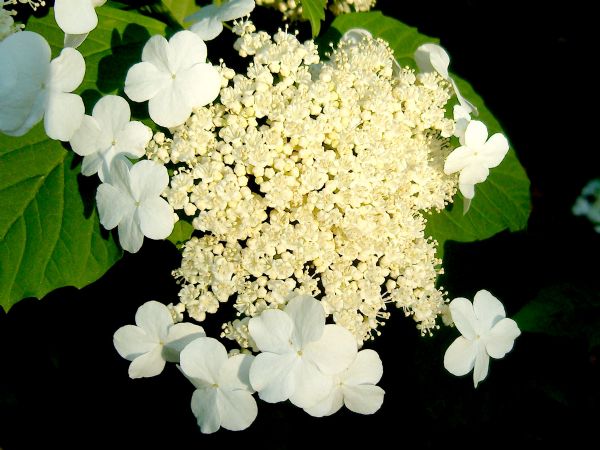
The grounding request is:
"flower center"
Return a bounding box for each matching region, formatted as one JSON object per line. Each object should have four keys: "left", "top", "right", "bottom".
{"left": 296, "top": 350, "right": 303, "bottom": 357}
{"left": 171, "top": 73, "right": 176, "bottom": 80}
{"left": 212, "top": 383, "right": 219, "bottom": 388}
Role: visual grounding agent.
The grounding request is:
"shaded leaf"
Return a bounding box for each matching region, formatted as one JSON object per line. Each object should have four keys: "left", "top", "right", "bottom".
{"left": 301, "top": 0, "right": 327, "bottom": 37}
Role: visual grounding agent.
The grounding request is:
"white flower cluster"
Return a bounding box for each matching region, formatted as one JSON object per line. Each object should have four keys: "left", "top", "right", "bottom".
{"left": 255, "top": 0, "right": 375, "bottom": 21}
{"left": 149, "top": 24, "right": 458, "bottom": 345}
{"left": 0, "top": 1, "right": 22, "bottom": 41}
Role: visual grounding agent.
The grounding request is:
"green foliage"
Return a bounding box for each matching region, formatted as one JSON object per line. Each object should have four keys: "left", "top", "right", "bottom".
{"left": 328, "top": 12, "right": 531, "bottom": 255}
{"left": 0, "top": 6, "right": 168, "bottom": 311}
{"left": 301, "top": 0, "right": 327, "bottom": 37}
{"left": 167, "top": 220, "right": 195, "bottom": 248}
{"left": 158, "top": 0, "right": 200, "bottom": 26}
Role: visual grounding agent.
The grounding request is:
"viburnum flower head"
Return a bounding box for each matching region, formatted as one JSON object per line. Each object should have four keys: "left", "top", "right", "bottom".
{"left": 54, "top": 0, "right": 106, "bottom": 48}
{"left": 96, "top": 160, "right": 175, "bottom": 253}
{"left": 444, "top": 120, "right": 509, "bottom": 199}
{"left": 187, "top": 0, "right": 255, "bottom": 41}
{"left": 444, "top": 290, "right": 521, "bottom": 387}
{"left": 113, "top": 301, "right": 206, "bottom": 378}
{"left": 0, "top": 31, "right": 84, "bottom": 140}
{"left": 69, "top": 95, "right": 152, "bottom": 182}
{"left": 125, "top": 30, "right": 221, "bottom": 128}
{"left": 180, "top": 337, "right": 257, "bottom": 434}
{"left": 248, "top": 295, "right": 358, "bottom": 408}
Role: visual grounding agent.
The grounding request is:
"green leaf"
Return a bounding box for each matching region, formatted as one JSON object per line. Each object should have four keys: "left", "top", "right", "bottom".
{"left": 328, "top": 12, "right": 531, "bottom": 254}
{"left": 0, "top": 7, "right": 168, "bottom": 311}
{"left": 167, "top": 220, "right": 194, "bottom": 248}
{"left": 301, "top": 0, "right": 327, "bottom": 37}
{"left": 158, "top": 0, "right": 200, "bottom": 26}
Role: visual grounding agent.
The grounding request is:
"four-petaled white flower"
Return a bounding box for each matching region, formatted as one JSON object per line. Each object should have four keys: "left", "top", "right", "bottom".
{"left": 444, "top": 290, "right": 521, "bottom": 387}
{"left": 54, "top": 0, "right": 106, "bottom": 48}
{"left": 304, "top": 349, "right": 385, "bottom": 417}
{"left": 114, "top": 301, "right": 206, "bottom": 379}
{"left": 444, "top": 120, "right": 509, "bottom": 199}
{"left": 414, "top": 42, "right": 477, "bottom": 115}
{"left": 187, "top": 0, "right": 255, "bottom": 41}
{"left": 180, "top": 337, "right": 257, "bottom": 434}
{"left": 125, "top": 30, "right": 221, "bottom": 128}
{"left": 0, "top": 30, "right": 85, "bottom": 140}
{"left": 248, "top": 294, "right": 357, "bottom": 408}
{"left": 69, "top": 95, "right": 152, "bottom": 182}
{"left": 96, "top": 159, "right": 175, "bottom": 253}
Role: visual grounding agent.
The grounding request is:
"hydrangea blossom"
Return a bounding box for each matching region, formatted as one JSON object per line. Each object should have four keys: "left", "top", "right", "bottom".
{"left": 304, "top": 349, "right": 384, "bottom": 417}
{"left": 444, "top": 290, "right": 521, "bottom": 387}
{"left": 96, "top": 160, "right": 175, "bottom": 253}
{"left": 180, "top": 337, "right": 257, "bottom": 434}
{"left": 187, "top": 0, "right": 255, "bottom": 41}
{"left": 54, "top": 0, "right": 105, "bottom": 48}
{"left": 69, "top": 95, "right": 152, "bottom": 182}
{"left": 113, "top": 301, "right": 206, "bottom": 378}
{"left": 0, "top": 31, "right": 85, "bottom": 140}
{"left": 444, "top": 120, "right": 509, "bottom": 199}
{"left": 248, "top": 295, "right": 357, "bottom": 408}
{"left": 124, "top": 30, "right": 221, "bottom": 128}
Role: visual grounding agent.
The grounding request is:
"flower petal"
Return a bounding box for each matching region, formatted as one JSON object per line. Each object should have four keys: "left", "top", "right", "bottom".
{"left": 459, "top": 163, "right": 489, "bottom": 186}
{"left": 180, "top": 337, "right": 228, "bottom": 385}
{"left": 54, "top": 0, "right": 98, "bottom": 35}
{"left": 96, "top": 183, "right": 128, "bottom": 229}
{"left": 168, "top": 30, "right": 208, "bottom": 71}
{"left": 147, "top": 82, "right": 191, "bottom": 128}
{"left": 141, "top": 34, "right": 171, "bottom": 73}
{"left": 49, "top": 47, "right": 85, "bottom": 93}
{"left": 138, "top": 197, "right": 174, "bottom": 240}
{"left": 343, "top": 349, "right": 383, "bottom": 385}
{"left": 248, "top": 308, "right": 294, "bottom": 354}
{"left": 64, "top": 33, "right": 89, "bottom": 49}
{"left": 69, "top": 115, "right": 101, "bottom": 156}
{"left": 343, "top": 384, "right": 385, "bottom": 415}
{"left": 443, "top": 336, "right": 477, "bottom": 376}
{"left": 459, "top": 182, "right": 475, "bottom": 200}
{"left": 190, "top": 17, "right": 224, "bottom": 41}
{"left": 129, "top": 160, "right": 169, "bottom": 202}
{"left": 44, "top": 92, "right": 85, "bottom": 141}
{"left": 473, "top": 290, "right": 506, "bottom": 332}
{"left": 304, "top": 324, "right": 357, "bottom": 375}
{"left": 473, "top": 345, "right": 490, "bottom": 388}
{"left": 118, "top": 209, "right": 145, "bottom": 253}
{"left": 464, "top": 120, "right": 489, "bottom": 149}
{"left": 124, "top": 61, "right": 170, "bottom": 103}
{"left": 113, "top": 324, "right": 156, "bottom": 361}
{"left": 114, "top": 121, "right": 152, "bottom": 159}
{"left": 163, "top": 322, "right": 206, "bottom": 363}
{"left": 92, "top": 95, "right": 131, "bottom": 143}
{"left": 304, "top": 385, "right": 343, "bottom": 417}
{"left": 135, "top": 301, "right": 173, "bottom": 341}
{"left": 191, "top": 388, "right": 220, "bottom": 434}
{"left": 249, "top": 351, "right": 298, "bottom": 403}
{"left": 175, "top": 63, "right": 221, "bottom": 109}
{"left": 128, "top": 345, "right": 166, "bottom": 379}
{"left": 414, "top": 43, "right": 450, "bottom": 79}
{"left": 482, "top": 133, "right": 509, "bottom": 168}
{"left": 218, "top": 0, "right": 256, "bottom": 21}
{"left": 448, "top": 297, "right": 478, "bottom": 340}
{"left": 289, "top": 359, "right": 333, "bottom": 409}
{"left": 444, "top": 146, "right": 473, "bottom": 175}
{"left": 219, "top": 354, "right": 254, "bottom": 392}
{"left": 485, "top": 318, "right": 520, "bottom": 359}
{"left": 285, "top": 295, "right": 326, "bottom": 348}
{"left": 217, "top": 389, "right": 258, "bottom": 431}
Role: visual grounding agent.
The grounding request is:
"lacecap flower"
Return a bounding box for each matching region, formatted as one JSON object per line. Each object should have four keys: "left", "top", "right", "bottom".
{"left": 187, "top": 0, "right": 255, "bottom": 41}
{"left": 54, "top": 0, "right": 106, "bottom": 48}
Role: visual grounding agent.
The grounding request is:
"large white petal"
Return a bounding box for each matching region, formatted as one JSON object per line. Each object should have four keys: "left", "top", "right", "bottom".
{"left": 168, "top": 30, "right": 208, "bottom": 71}
{"left": 190, "top": 17, "right": 224, "bottom": 41}
{"left": 191, "top": 388, "right": 221, "bottom": 434}
{"left": 343, "top": 384, "right": 385, "bottom": 415}
{"left": 443, "top": 336, "right": 477, "bottom": 376}
{"left": 414, "top": 43, "right": 450, "bottom": 79}
{"left": 96, "top": 183, "right": 129, "bottom": 229}
{"left": 482, "top": 133, "right": 509, "bottom": 168}
{"left": 135, "top": 300, "right": 173, "bottom": 341}
{"left": 54, "top": 0, "right": 98, "bottom": 35}
{"left": 249, "top": 351, "right": 298, "bottom": 403}
{"left": 82, "top": 153, "right": 104, "bottom": 178}
{"left": 304, "top": 385, "right": 343, "bottom": 417}
{"left": 459, "top": 163, "right": 489, "bottom": 187}
{"left": 289, "top": 359, "right": 333, "bottom": 409}
{"left": 459, "top": 182, "right": 475, "bottom": 200}
{"left": 473, "top": 345, "right": 490, "bottom": 388}
{"left": 464, "top": 120, "right": 489, "bottom": 150}
{"left": 64, "top": 33, "right": 89, "bottom": 49}
{"left": 124, "top": 62, "right": 170, "bottom": 102}
{"left": 180, "top": 337, "right": 228, "bottom": 385}
{"left": 219, "top": 354, "right": 254, "bottom": 392}
{"left": 92, "top": 95, "right": 131, "bottom": 142}
{"left": 147, "top": 82, "right": 191, "bottom": 128}
{"left": 129, "top": 160, "right": 169, "bottom": 201}
{"left": 248, "top": 308, "right": 294, "bottom": 354}
{"left": 304, "top": 324, "right": 357, "bottom": 375}
{"left": 114, "top": 121, "right": 152, "bottom": 158}
{"left": 473, "top": 290, "right": 506, "bottom": 332}
{"left": 285, "top": 295, "right": 325, "bottom": 348}
{"left": 163, "top": 322, "right": 206, "bottom": 363}
{"left": 113, "top": 324, "right": 156, "bottom": 360}
{"left": 48, "top": 47, "right": 85, "bottom": 93}
{"left": 118, "top": 209, "right": 145, "bottom": 253}
{"left": 138, "top": 197, "right": 174, "bottom": 240}
{"left": 128, "top": 345, "right": 166, "bottom": 379}
{"left": 44, "top": 92, "right": 85, "bottom": 141}
{"left": 217, "top": 389, "right": 258, "bottom": 431}
{"left": 141, "top": 34, "right": 171, "bottom": 73}
{"left": 485, "top": 318, "right": 520, "bottom": 359}
{"left": 218, "top": 0, "right": 255, "bottom": 21}
{"left": 175, "top": 63, "right": 221, "bottom": 109}
{"left": 343, "top": 349, "right": 383, "bottom": 385}
{"left": 444, "top": 146, "right": 473, "bottom": 175}
{"left": 448, "top": 297, "right": 478, "bottom": 340}
{"left": 69, "top": 115, "right": 101, "bottom": 156}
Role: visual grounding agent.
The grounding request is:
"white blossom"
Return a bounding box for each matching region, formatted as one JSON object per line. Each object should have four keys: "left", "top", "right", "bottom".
{"left": 453, "top": 104, "right": 471, "bottom": 142}
{"left": 444, "top": 120, "right": 509, "bottom": 199}
{"left": 180, "top": 337, "right": 257, "bottom": 434}
{"left": 573, "top": 179, "right": 600, "bottom": 232}
{"left": 187, "top": 0, "right": 255, "bottom": 41}
{"left": 54, "top": 0, "right": 106, "bottom": 48}
{"left": 96, "top": 160, "right": 175, "bottom": 253}
{"left": 124, "top": 30, "right": 221, "bottom": 128}
{"left": 113, "top": 301, "right": 206, "bottom": 379}
{"left": 248, "top": 294, "right": 357, "bottom": 408}
{"left": 0, "top": 31, "right": 85, "bottom": 140}
{"left": 69, "top": 95, "right": 152, "bottom": 182}
{"left": 444, "top": 290, "right": 521, "bottom": 387}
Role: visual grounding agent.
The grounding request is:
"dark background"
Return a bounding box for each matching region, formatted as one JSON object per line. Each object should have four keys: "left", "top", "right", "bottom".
{"left": 1, "top": 1, "right": 598, "bottom": 448}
